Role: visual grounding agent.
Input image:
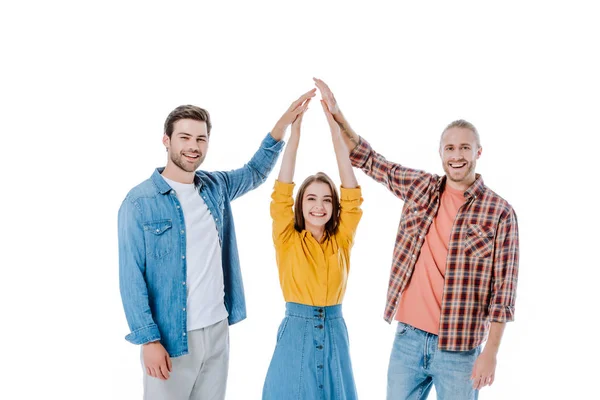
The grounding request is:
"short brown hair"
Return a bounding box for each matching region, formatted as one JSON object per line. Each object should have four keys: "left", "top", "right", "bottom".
{"left": 164, "top": 105, "right": 212, "bottom": 138}
{"left": 440, "top": 119, "right": 481, "bottom": 148}
{"left": 294, "top": 172, "right": 340, "bottom": 236}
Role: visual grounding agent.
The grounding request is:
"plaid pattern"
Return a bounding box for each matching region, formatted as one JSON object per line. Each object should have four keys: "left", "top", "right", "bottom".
{"left": 350, "top": 138, "right": 519, "bottom": 351}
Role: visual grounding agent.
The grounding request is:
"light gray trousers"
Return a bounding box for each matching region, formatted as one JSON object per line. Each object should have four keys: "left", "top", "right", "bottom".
{"left": 141, "top": 319, "right": 229, "bottom": 400}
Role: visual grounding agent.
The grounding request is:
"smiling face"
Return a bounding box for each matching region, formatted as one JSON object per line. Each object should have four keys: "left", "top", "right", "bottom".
{"left": 302, "top": 181, "right": 334, "bottom": 229}
{"left": 439, "top": 126, "right": 482, "bottom": 189}
{"left": 163, "top": 119, "right": 209, "bottom": 173}
{"left": 294, "top": 172, "right": 340, "bottom": 237}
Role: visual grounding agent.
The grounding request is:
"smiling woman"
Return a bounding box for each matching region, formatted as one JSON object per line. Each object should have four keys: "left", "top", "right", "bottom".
{"left": 262, "top": 83, "right": 364, "bottom": 400}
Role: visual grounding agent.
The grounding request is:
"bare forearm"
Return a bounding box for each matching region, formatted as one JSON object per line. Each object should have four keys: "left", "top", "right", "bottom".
{"left": 332, "top": 111, "right": 360, "bottom": 152}
{"left": 483, "top": 322, "right": 506, "bottom": 355}
{"left": 277, "top": 132, "right": 300, "bottom": 183}
{"left": 332, "top": 131, "right": 358, "bottom": 188}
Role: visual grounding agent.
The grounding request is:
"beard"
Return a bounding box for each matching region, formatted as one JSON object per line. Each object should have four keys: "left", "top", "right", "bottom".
{"left": 170, "top": 151, "right": 205, "bottom": 173}
{"left": 443, "top": 160, "right": 476, "bottom": 183}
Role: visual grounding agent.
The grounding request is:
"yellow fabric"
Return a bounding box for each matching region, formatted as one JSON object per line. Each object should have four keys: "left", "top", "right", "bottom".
{"left": 270, "top": 179, "right": 363, "bottom": 306}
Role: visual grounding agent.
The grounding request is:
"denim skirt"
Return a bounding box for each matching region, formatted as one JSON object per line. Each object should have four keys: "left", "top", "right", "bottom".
{"left": 262, "top": 302, "right": 358, "bottom": 400}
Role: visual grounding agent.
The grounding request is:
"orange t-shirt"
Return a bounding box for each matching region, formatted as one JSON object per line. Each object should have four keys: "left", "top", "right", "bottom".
{"left": 395, "top": 184, "right": 466, "bottom": 334}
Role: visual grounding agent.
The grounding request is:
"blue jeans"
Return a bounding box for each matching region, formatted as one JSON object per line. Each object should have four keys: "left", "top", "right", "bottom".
{"left": 387, "top": 322, "right": 481, "bottom": 400}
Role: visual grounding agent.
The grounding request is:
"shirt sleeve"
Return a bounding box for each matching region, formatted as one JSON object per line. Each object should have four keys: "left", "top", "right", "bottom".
{"left": 349, "top": 137, "right": 435, "bottom": 202}
{"left": 270, "top": 180, "right": 296, "bottom": 246}
{"left": 335, "top": 186, "right": 363, "bottom": 247}
{"left": 118, "top": 197, "right": 161, "bottom": 345}
{"left": 488, "top": 208, "right": 519, "bottom": 322}
{"left": 213, "top": 133, "right": 285, "bottom": 202}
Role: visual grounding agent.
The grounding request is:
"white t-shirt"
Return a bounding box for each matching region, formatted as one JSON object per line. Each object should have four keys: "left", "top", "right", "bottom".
{"left": 162, "top": 176, "right": 228, "bottom": 331}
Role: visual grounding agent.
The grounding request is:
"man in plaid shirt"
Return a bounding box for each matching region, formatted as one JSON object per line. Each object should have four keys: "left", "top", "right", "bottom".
{"left": 314, "top": 78, "right": 519, "bottom": 399}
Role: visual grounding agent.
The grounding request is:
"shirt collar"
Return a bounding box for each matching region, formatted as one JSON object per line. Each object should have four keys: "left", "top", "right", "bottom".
{"left": 151, "top": 168, "right": 204, "bottom": 194}
{"left": 436, "top": 174, "right": 485, "bottom": 201}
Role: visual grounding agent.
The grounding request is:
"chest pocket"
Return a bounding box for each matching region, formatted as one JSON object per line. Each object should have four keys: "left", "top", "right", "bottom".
{"left": 400, "top": 203, "right": 427, "bottom": 236}
{"left": 464, "top": 224, "right": 495, "bottom": 258}
{"left": 143, "top": 219, "right": 173, "bottom": 260}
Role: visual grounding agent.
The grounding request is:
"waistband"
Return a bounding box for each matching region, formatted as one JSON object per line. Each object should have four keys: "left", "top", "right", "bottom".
{"left": 285, "top": 302, "right": 343, "bottom": 320}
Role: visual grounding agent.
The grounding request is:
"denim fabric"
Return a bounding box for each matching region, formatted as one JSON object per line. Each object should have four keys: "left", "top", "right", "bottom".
{"left": 119, "top": 133, "right": 283, "bottom": 357}
{"left": 387, "top": 322, "right": 481, "bottom": 400}
{"left": 263, "top": 303, "right": 357, "bottom": 400}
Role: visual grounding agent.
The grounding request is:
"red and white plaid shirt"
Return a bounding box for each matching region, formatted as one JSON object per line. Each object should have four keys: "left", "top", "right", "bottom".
{"left": 350, "top": 138, "right": 519, "bottom": 351}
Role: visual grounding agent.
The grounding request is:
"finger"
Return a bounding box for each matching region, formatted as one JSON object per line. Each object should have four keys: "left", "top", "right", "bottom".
{"left": 489, "top": 374, "right": 495, "bottom": 386}
{"left": 146, "top": 367, "right": 152, "bottom": 376}
{"left": 477, "top": 377, "right": 485, "bottom": 390}
{"left": 313, "top": 77, "right": 330, "bottom": 92}
{"left": 150, "top": 367, "right": 157, "bottom": 378}
{"left": 160, "top": 364, "right": 170, "bottom": 380}
{"left": 289, "top": 89, "right": 316, "bottom": 111}
{"left": 167, "top": 356, "right": 172, "bottom": 372}
{"left": 292, "top": 98, "right": 311, "bottom": 117}
{"left": 156, "top": 364, "right": 167, "bottom": 380}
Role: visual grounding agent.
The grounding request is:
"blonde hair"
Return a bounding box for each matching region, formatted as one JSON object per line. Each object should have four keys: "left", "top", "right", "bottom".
{"left": 440, "top": 119, "right": 481, "bottom": 149}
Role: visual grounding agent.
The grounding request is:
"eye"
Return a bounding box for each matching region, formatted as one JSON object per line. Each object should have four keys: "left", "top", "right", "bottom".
{"left": 324, "top": 199, "right": 332, "bottom": 203}
{"left": 306, "top": 197, "right": 315, "bottom": 201}
{"left": 198, "top": 138, "right": 206, "bottom": 142}
{"left": 461, "top": 146, "right": 470, "bottom": 150}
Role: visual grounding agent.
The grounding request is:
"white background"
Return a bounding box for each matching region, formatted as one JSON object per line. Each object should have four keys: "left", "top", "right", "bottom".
{"left": 1, "top": 1, "right": 598, "bottom": 399}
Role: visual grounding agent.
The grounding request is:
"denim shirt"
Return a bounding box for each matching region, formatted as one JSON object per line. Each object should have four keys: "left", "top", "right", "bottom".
{"left": 118, "top": 133, "right": 284, "bottom": 357}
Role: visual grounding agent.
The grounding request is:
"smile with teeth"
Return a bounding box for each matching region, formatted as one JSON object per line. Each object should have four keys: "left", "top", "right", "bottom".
{"left": 449, "top": 161, "right": 467, "bottom": 169}
{"left": 310, "top": 212, "right": 326, "bottom": 217}
{"left": 183, "top": 152, "right": 200, "bottom": 160}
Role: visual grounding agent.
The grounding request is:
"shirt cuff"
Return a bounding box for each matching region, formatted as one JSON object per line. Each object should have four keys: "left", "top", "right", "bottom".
{"left": 349, "top": 137, "right": 371, "bottom": 168}
{"left": 488, "top": 304, "right": 515, "bottom": 323}
{"left": 340, "top": 186, "right": 362, "bottom": 201}
{"left": 125, "top": 323, "right": 161, "bottom": 345}
{"left": 274, "top": 179, "right": 295, "bottom": 195}
{"left": 265, "top": 132, "right": 286, "bottom": 150}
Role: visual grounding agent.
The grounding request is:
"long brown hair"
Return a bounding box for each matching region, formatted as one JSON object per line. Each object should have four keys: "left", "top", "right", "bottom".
{"left": 294, "top": 172, "right": 340, "bottom": 236}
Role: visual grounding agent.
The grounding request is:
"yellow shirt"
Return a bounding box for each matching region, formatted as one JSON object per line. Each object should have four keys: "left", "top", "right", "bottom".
{"left": 270, "top": 180, "right": 363, "bottom": 306}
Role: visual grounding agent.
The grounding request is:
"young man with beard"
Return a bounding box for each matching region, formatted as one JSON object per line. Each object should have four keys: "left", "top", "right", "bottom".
{"left": 118, "top": 88, "right": 315, "bottom": 400}
{"left": 313, "top": 78, "right": 519, "bottom": 399}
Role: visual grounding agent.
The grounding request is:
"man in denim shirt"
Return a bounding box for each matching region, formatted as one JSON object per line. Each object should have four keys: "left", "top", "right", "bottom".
{"left": 118, "top": 88, "right": 316, "bottom": 400}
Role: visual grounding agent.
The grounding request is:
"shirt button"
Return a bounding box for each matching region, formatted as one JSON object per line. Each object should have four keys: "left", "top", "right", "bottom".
{"left": 183, "top": 332, "right": 186, "bottom": 336}
{"left": 182, "top": 307, "right": 186, "bottom": 311}
{"left": 418, "top": 235, "right": 423, "bottom": 239}
{"left": 155, "top": 229, "right": 160, "bottom": 233}
{"left": 181, "top": 230, "right": 185, "bottom": 234}
{"left": 182, "top": 281, "right": 186, "bottom": 285}
{"left": 412, "top": 254, "right": 416, "bottom": 259}
{"left": 182, "top": 255, "right": 185, "bottom": 259}
{"left": 176, "top": 205, "right": 180, "bottom": 209}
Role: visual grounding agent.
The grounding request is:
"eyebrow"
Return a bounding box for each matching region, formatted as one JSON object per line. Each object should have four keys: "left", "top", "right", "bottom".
{"left": 445, "top": 143, "right": 472, "bottom": 147}
{"left": 306, "top": 193, "right": 333, "bottom": 198}
{"left": 176, "top": 132, "right": 208, "bottom": 139}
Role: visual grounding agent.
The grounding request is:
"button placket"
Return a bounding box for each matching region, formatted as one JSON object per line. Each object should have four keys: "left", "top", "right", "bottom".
{"left": 313, "top": 308, "right": 326, "bottom": 392}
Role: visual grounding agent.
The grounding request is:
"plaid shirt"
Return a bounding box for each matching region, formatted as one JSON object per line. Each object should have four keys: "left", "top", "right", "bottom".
{"left": 350, "top": 138, "right": 519, "bottom": 351}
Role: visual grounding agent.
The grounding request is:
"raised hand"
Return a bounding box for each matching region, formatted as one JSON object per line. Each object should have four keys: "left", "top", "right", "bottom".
{"left": 313, "top": 77, "right": 340, "bottom": 115}
{"left": 271, "top": 88, "right": 316, "bottom": 141}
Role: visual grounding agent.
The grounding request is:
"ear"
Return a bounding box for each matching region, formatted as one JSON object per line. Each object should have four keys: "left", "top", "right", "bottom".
{"left": 476, "top": 146, "right": 482, "bottom": 159}
{"left": 162, "top": 134, "right": 170, "bottom": 150}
